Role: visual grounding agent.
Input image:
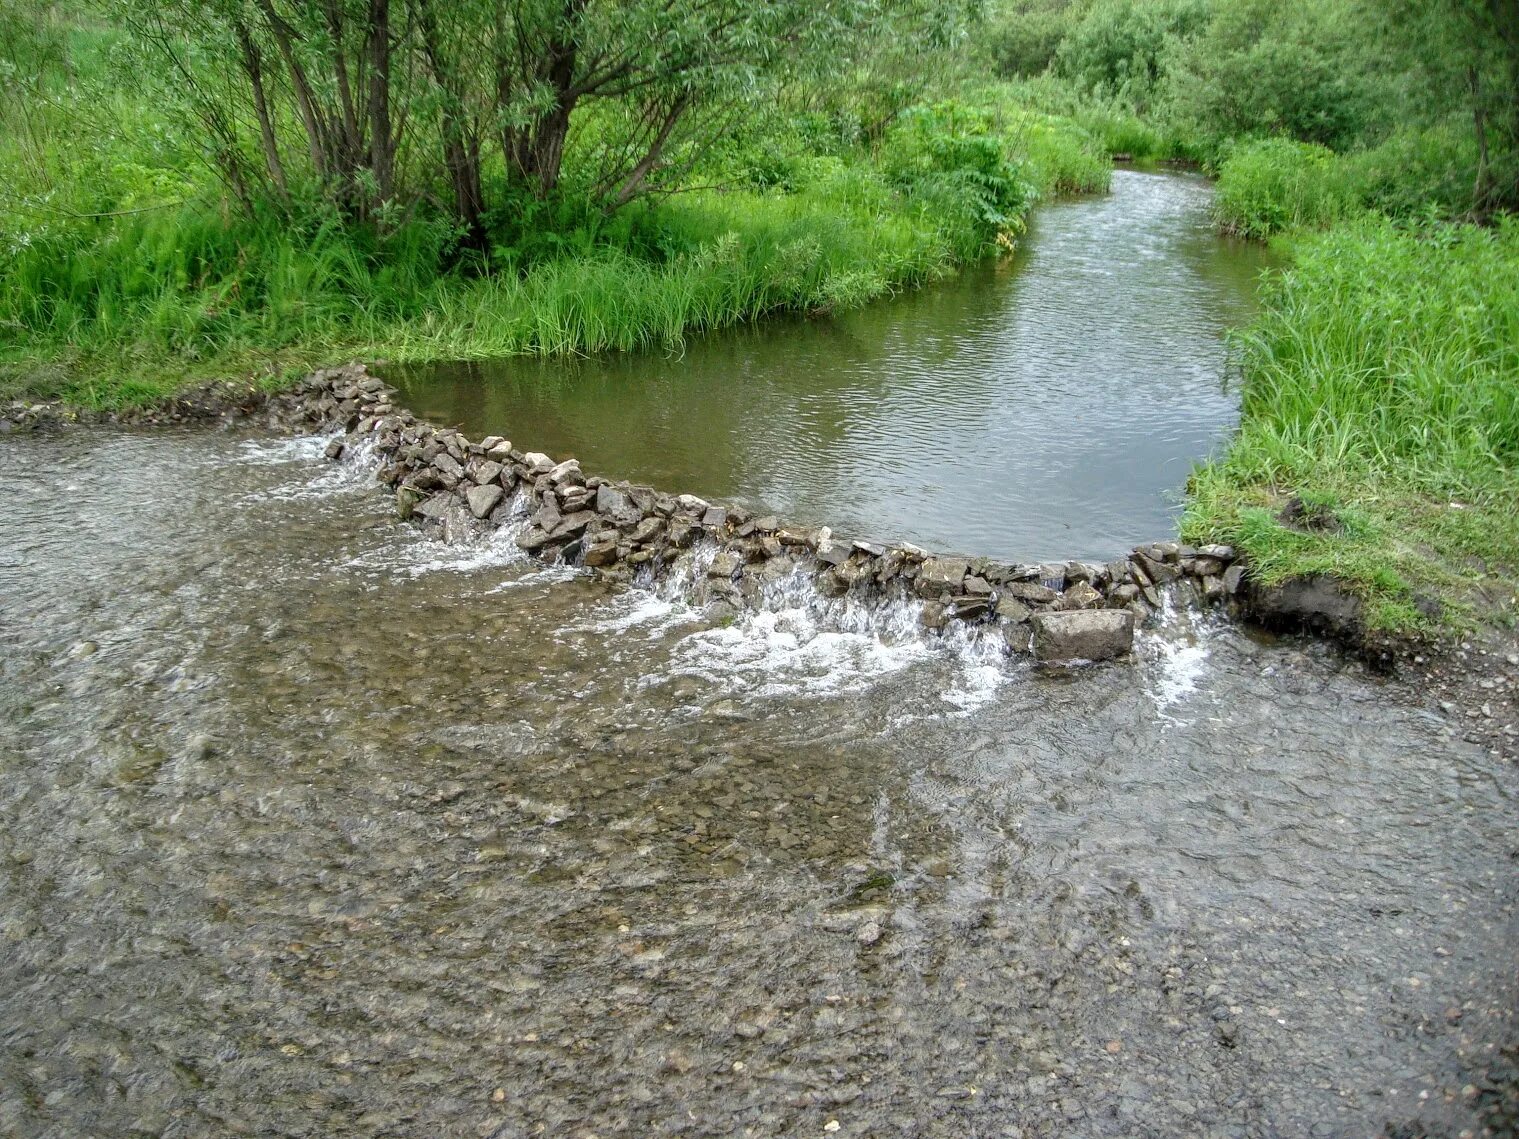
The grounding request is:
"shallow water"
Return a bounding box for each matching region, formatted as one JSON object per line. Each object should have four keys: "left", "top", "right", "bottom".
{"left": 394, "top": 170, "right": 1272, "bottom": 562}
{"left": 1, "top": 429, "right": 1514, "bottom": 1138}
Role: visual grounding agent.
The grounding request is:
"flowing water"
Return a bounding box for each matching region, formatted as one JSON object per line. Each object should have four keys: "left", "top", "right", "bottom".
{"left": 1, "top": 428, "right": 1515, "bottom": 1139}
{"left": 394, "top": 170, "right": 1272, "bottom": 562}
{"left": 2, "top": 176, "right": 1516, "bottom": 1138}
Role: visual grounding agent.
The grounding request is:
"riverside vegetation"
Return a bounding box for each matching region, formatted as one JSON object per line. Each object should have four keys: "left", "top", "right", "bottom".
{"left": 3, "top": 0, "right": 1518, "bottom": 638}
{"left": 989, "top": 0, "right": 1519, "bottom": 637}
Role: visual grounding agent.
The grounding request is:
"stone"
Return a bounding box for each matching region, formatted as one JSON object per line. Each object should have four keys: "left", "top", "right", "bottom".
{"left": 630, "top": 516, "right": 664, "bottom": 544}
{"left": 702, "top": 505, "right": 729, "bottom": 529}
{"left": 1197, "top": 543, "right": 1235, "bottom": 560}
{"left": 962, "top": 575, "right": 993, "bottom": 596}
{"left": 431, "top": 452, "right": 464, "bottom": 486}
{"left": 466, "top": 484, "right": 504, "bottom": 519}
{"left": 816, "top": 569, "right": 849, "bottom": 598}
{"left": 1110, "top": 583, "right": 1141, "bottom": 606}
{"left": 473, "top": 459, "right": 504, "bottom": 487}
{"left": 324, "top": 438, "right": 345, "bottom": 460}
{"left": 549, "top": 511, "right": 596, "bottom": 539}
{"left": 1202, "top": 574, "right": 1226, "bottom": 603}
{"left": 1187, "top": 556, "right": 1225, "bottom": 577}
{"left": 951, "top": 595, "right": 991, "bottom": 620}
{"left": 583, "top": 540, "right": 619, "bottom": 567}
{"left": 920, "top": 602, "right": 949, "bottom": 632}
{"left": 816, "top": 541, "right": 851, "bottom": 567}
{"left": 396, "top": 485, "right": 425, "bottom": 520}
{"left": 516, "top": 527, "right": 553, "bottom": 552}
{"left": 485, "top": 440, "right": 513, "bottom": 462}
{"left": 708, "top": 552, "right": 741, "bottom": 579}
{"left": 1057, "top": 581, "right": 1103, "bottom": 610}
{"left": 522, "top": 451, "right": 554, "bottom": 474}
{"left": 916, "top": 557, "right": 970, "bottom": 596}
{"left": 776, "top": 528, "right": 814, "bottom": 547}
{"left": 1131, "top": 551, "right": 1178, "bottom": 585}
{"left": 414, "top": 492, "right": 454, "bottom": 521}
{"left": 995, "top": 596, "right": 1032, "bottom": 623}
{"left": 532, "top": 499, "right": 563, "bottom": 533}
{"left": 548, "top": 458, "right": 583, "bottom": 486}
{"left": 676, "top": 493, "right": 709, "bottom": 514}
{"left": 1223, "top": 564, "right": 1247, "bottom": 595}
{"left": 1031, "top": 610, "right": 1135, "bottom": 663}
{"left": 1064, "top": 561, "right": 1098, "bottom": 584}
{"left": 1002, "top": 622, "right": 1033, "bottom": 654}
{"left": 1002, "top": 581, "right": 1059, "bottom": 605}
{"left": 853, "top": 539, "right": 886, "bottom": 557}
{"left": 596, "top": 484, "right": 632, "bottom": 516}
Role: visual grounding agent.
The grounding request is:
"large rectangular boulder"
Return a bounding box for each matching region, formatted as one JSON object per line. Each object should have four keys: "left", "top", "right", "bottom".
{"left": 1031, "top": 610, "right": 1134, "bottom": 663}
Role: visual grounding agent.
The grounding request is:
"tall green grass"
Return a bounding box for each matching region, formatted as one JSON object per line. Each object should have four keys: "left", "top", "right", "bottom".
{"left": 1184, "top": 217, "right": 1519, "bottom": 630}
{"left": 1, "top": 84, "right": 1110, "bottom": 406}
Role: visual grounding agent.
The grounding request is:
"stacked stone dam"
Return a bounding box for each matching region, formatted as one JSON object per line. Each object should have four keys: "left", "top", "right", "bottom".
{"left": 279, "top": 364, "right": 1253, "bottom": 663}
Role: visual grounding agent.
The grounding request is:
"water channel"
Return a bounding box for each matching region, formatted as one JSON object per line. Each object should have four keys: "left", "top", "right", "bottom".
{"left": 395, "top": 170, "right": 1271, "bottom": 562}
{"left": 1, "top": 175, "right": 1515, "bottom": 1138}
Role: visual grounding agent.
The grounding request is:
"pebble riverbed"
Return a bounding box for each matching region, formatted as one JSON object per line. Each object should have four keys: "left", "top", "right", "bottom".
{"left": 0, "top": 427, "right": 1515, "bottom": 1138}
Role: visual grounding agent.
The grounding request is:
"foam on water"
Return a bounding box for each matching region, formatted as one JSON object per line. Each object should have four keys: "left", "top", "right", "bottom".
{"left": 236, "top": 435, "right": 381, "bottom": 503}
{"left": 1140, "top": 593, "right": 1218, "bottom": 725}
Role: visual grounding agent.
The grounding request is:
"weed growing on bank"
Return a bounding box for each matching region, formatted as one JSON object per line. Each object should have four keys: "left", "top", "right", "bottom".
{"left": 1184, "top": 217, "right": 1519, "bottom": 631}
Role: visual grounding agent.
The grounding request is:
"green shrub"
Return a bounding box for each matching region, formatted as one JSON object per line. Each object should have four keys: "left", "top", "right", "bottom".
{"left": 1213, "top": 137, "right": 1356, "bottom": 238}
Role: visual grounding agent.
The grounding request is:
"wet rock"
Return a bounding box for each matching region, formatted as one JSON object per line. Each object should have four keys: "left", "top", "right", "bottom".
{"left": 1110, "top": 583, "right": 1141, "bottom": 606}
{"left": 466, "top": 484, "right": 504, "bottom": 519}
{"left": 595, "top": 484, "right": 633, "bottom": 519}
{"left": 708, "top": 552, "right": 741, "bottom": 579}
{"left": 630, "top": 516, "right": 664, "bottom": 545}
{"left": 963, "top": 575, "right": 993, "bottom": 596}
{"left": 396, "top": 485, "right": 426, "bottom": 521}
{"left": 816, "top": 541, "right": 851, "bottom": 567}
{"left": 547, "top": 458, "right": 582, "bottom": 487}
{"left": 702, "top": 505, "right": 728, "bottom": 529}
{"left": 516, "top": 527, "right": 553, "bottom": 552}
{"left": 951, "top": 595, "right": 992, "bottom": 620}
{"left": 1202, "top": 575, "right": 1226, "bottom": 603}
{"left": 532, "top": 499, "right": 562, "bottom": 533}
{"left": 1003, "top": 581, "right": 1059, "bottom": 605}
{"left": 1002, "top": 622, "right": 1033, "bottom": 653}
{"left": 431, "top": 452, "right": 464, "bottom": 486}
{"left": 324, "top": 439, "right": 345, "bottom": 461}
{"left": 1131, "top": 550, "right": 1177, "bottom": 585}
{"left": 995, "top": 596, "right": 1032, "bottom": 623}
{"left": 916, "top": 557, "right": 970, "bottom": 597}
{"left": 1057, "top": 581, "right": 1103, "bottom": 610}
{"left": 549, "top": 512, "right": 596, "bottom": 539}
{"left": 1031, "top": 610, "right": 1135, "bottom": 662}
{"left": 1223, "top": 564, "right": 1247, "bottom": 595}
{"left": 920, "top": 602, "right": 949, "bottom": 632}
{"left": 413, "top": 492, "right": 455, "bottom": 522}
{"left": 817, "top": 569, "right": 850, "bottom": 598}
{"left": 583, "top": 540, "right": 619, "bottom": 567}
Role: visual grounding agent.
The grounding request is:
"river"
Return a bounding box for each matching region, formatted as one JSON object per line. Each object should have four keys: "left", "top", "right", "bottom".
{"left": 0, "top": 175, "right": 1514, "bottom": 1138}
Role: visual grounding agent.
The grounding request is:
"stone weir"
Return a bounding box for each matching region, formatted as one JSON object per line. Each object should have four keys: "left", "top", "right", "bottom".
{"left": 278, "top": 363, "right": 1250, "bottom": 663}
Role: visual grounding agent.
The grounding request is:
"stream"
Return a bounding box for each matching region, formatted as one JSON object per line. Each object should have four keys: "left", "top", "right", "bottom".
{"left": 394, "top": 170, "right": 1271, "bottom": 562}
{"left": 0, "top": 175, "right": 1515, "bottom": 1139}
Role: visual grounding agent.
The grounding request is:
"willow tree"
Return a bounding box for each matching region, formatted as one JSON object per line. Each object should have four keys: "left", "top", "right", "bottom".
{"left": 112, "top": 0, "right": 897, "bottom": 234}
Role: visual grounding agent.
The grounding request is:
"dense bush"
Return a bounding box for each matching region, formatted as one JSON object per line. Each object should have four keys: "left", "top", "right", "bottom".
{"left": 1212, "top": 138, "right": 1356, "bottom": 238}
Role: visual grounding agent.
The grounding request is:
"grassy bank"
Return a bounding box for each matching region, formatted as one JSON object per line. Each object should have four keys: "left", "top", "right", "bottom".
{"left": 1, "top": 29, "right": 1110, "bottom": 411}
{"left": 1183, "top": 217, "right": 1519, "bottom": 634}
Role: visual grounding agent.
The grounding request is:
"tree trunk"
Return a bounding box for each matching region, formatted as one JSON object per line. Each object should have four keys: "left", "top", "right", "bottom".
{"left": 367, "top": 0, "right": 394, "bottom": 204}
{"left": 234, "top": 20, "right": 289, "bottom": 201}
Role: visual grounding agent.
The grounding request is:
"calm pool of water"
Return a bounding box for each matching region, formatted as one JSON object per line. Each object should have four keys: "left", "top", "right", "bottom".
{"left": 393, "top": 170, "right": 1272, "bottom": 561}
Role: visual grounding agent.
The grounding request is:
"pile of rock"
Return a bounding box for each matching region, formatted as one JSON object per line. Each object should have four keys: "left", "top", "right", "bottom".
{"left": 281, "top": 364, "right": 1253, "bottom": 663}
